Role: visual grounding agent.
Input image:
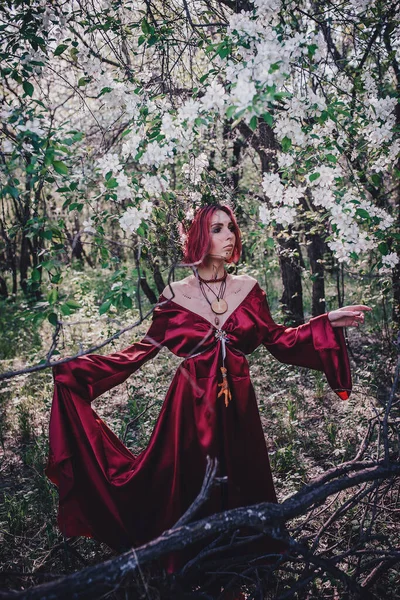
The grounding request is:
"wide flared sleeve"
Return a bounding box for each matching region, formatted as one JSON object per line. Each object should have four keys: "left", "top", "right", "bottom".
{"left": 255, "top": 286, "right": 351, "bottom": 399}
{"left": 45, "top": 303, "right": 168, "bottom": 530}
{"left": 51, "top": 304, "right": 167, "bottom": 402}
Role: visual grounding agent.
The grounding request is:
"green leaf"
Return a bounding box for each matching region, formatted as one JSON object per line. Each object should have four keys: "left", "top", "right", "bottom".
{"left": 48, "top": 312, "right": 58, "bottom": 326}
{"left": 371, "top": 173, "right": 381, "bottom": 187}
{"left": 51, "top": 273, "right": 62, "bottom": 284}
{"left": 99, "top": 299, "right": 112, "bottom": 315}
{"left": 23, "top": 81, "right": 34, "bottom": 97}
{"left": 141, "top": 18, "right": 150, "bottom": 34}
{"left": 325, "top": 154, "right": 337, "bottom": 163}
{"left": 378, "top": 242, "right": 389, "bottom": 255}
{"left": 218, "top": 45, "right": 230, "bottom": 59}
{"left": 262, "top": 112, "right": 273, "bottom": 126}
{"left": 122, "top": 295, "right": 133, "bottom": 309}
{"left": 356, "top": 208, "right": 370, "bottom": 219}
{"left": 65, "top": 299, "right": 81, "bottom": 309}
{"left": 249, "top": 115, "right": 258, "bottom": 131}
{"left": 281, "top": 136, "right": 292, "bottom": 152}
{"left": 266, "top": 237, "right": 275, "bottom": 249}
{"left": 53, "top": 160, "right": 69, "bottom": 175}
{"left": 309, "top": 172, "right": 320, "bottom": 182}
{"left": 42, "top": 229, "right": 53, "bottom": 240}
{"left": 54, "top": 43, "right": 68, "bottom": 56}
{"left": 105, "top": 177, "right": 118, "bottom": 189}
{"left": 31, "top": 268, "right": 41, "bottom": 282}
{"left": 78, "top": 76, "right": 90, "bottom": 87}
{"left": 225, "top": 105, "right": 237, "bottom": 119}
{"left": 60, "top": 303, "right": 72, "bottom": 316}
{"left": 308, "top": 44, "right": 317, "bottom": 57}
{"left": 47, "top": 288, "right": 58, "bottom": 304}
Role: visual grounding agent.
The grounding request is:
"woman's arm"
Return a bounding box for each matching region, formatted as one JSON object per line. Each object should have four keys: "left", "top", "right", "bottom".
{"left": 52, "top": 303, "right": 167, "bottom": 402}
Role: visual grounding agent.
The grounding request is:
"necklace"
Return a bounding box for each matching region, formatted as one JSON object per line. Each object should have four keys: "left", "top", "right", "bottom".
{"left": 198, "top": 271, "right": 228, "bottom": 325}
{"left": 198, "top": 273, "right": 226, "bottom": 284}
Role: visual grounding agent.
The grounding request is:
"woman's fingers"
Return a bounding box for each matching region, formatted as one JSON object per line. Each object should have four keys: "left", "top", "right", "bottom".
{"left": 339, "top": 304, "right": 372, "bottom": 312}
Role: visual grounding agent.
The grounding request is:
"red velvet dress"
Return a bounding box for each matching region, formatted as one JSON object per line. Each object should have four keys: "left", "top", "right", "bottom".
{"left": 46, "top": 283, "right": 351, "bottom": 571}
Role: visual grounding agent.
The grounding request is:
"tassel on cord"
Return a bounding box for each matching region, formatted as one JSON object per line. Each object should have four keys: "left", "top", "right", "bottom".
{"left": 218, "top": 366, "right": 232, "bottom": 407}
{"left": 215, "top": 330, "right": 232, "bottom": 407}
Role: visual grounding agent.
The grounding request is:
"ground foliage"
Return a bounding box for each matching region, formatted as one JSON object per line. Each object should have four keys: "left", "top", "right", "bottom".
{"left": 0, "top": 265, "right": 399, "bottom": 599}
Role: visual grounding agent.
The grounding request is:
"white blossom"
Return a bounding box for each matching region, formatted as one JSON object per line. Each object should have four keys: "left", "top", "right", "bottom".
{"left": 138, "top": 142, "right": 175, "bottom": 167}
{"left": 177, "top": 99, "right": 201, "bottom": 123}
{"left": 200, "top": 80, "right": 228, "bottom": 113}
{"left": 259, "top": 204, "right": 272, "bottom": 225}
{"left": 96, "top": 153, "right": 123, "bottom": 177}
{"left": 119, "top": 201, "right": 154, "bottom": 234}
{"left": 181, "top": 153, "right": 208, "bottom": 185}
{"left": 262, "top": 172, "right": 284, "bottom": 203}
{"left": 121, "top": 132, "right": 142, "bottom": 160}
{"left": 83, "top": 218, "right": 96, "bottom": 234}
{"left": 379, "top": 252, "right": 399, "bottom": 273}
{"left": 115, "top": 171, "right": 132, "bottom": 201}
{"left": 141, "top": 173, "right": 170, "bottom": 197}
{"left": 16, "top": 119, "right": 45, "bottom": 136}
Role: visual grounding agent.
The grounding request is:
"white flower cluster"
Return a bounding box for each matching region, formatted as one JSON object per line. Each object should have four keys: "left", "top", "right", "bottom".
{"left": 138, "top": 141, "right": 175, "bottom": 168}
{"left": 309, "top": 165, "right": 342, "bottom": 189}
{"left": 96, "top": 153, "right": 123, "bottom": 177}
{"left": 348, "top": 0, "right": 374, "bottom": 14}
{"left": 317, "top": 188, "right": 394, "bottom": 261}
{"left": 200, "top": 81, "right": 229, "bottom": 113}
{"left": 16, "top": 118, "right": 46, "bottom": 136}
{"left": 119, "top": 200, "right": 153, "bottom": 234}
{"left": 362, "top": 95, "right": 397, "bottom": 151}
{"left": 181, "top": 153, "right": 209, "bottom": 185}
{"left": 121, "top": 131, "right": 142, "bottom": 160}
{"left": 274, "top": 92, "right": 328, "bottom": 148}
{"left": 260, "top": 172, "right": 304, "bottom": 226}
{"left": 115, "top": 171, "right": 132, "bottom": 201}
{"left": 227, "top": 11, "right": 264, "bottom": 39}
{"left": 177, "top": 99, "right": 201, "bottom": 123}
{"left": 141, "top": 173, "right": 170, "bottom": 197}
{"left": 380, "top": 252, "right": 399, "bottom": 273}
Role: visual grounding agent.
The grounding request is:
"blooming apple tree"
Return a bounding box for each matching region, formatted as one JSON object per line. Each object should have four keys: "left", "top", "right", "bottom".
{"left": 0, "top": 0, "right": 399, "bottom": 320}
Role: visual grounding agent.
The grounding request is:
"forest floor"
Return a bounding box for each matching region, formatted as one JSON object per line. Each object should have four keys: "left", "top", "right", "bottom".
{"left": 0, "top": 273, "right": 398, "bottom": 599}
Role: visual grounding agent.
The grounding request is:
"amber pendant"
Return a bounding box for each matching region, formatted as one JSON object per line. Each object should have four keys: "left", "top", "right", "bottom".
{"left": 217, "top": 366, "right": 232, "bottom": 407}
{"left": 211, "top": 298, "right": 228, "bottom": 314}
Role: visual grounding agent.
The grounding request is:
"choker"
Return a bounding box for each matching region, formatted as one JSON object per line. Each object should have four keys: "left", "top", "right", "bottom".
{"left": 198, "top": 272, "right": 227, "bottom": 284}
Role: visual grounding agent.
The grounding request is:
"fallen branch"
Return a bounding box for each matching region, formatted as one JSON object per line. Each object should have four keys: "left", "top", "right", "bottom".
{"left": 3, "top": 460, "right": 400, "bottom": 600}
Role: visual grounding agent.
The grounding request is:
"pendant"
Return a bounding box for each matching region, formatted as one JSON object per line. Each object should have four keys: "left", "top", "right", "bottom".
{"left": 211, "top": 298, "right": 228, "bottom": 314}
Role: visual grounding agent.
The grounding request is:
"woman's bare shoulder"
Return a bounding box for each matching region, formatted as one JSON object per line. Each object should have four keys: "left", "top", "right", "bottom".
{"left": 161, "top": 276, "right": 193, "bottom": 300}
{"left": 229, "top": 274, "right": 258, "bottom": 290}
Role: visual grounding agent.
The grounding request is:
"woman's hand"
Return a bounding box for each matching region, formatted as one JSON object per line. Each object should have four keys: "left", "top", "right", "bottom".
{"left": 328, "top": 305, "right": 372, "bottom": 328}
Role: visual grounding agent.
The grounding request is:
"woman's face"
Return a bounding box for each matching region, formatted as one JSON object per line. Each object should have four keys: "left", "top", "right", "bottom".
{"left": 208, "top": 209, "right": 236, "bottom": 261}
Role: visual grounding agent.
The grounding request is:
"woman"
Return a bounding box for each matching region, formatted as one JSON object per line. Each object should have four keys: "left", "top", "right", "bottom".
{"left": 46, "top": 204, "right": 370, "bottom": 573}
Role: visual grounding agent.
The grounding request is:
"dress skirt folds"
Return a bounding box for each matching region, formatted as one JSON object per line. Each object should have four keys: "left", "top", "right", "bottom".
{"left": 46, "top": 283, "right": 351, "bottom": 572}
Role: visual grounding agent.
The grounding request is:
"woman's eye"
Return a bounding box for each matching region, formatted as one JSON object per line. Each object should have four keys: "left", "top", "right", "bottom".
{"left": 212, "top": 228, "right": 221, "bottom": 233}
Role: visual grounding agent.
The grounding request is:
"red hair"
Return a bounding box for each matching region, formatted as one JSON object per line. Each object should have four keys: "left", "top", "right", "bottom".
{"left": 183, "top": 205, "right": 242, "bottom": 265}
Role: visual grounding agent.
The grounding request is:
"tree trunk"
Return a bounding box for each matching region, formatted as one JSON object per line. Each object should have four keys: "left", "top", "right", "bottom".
{"left": 19, "top": 232, "right": 30, "bottom": 296}
{"left": 0, "top": 276, "right": 8, "bottom": 298}
{"left": 277, "top": 226, "right": 304, "bottom": 325}
{"left": 237, "top": 121, "right": 305, "bottom": 323}
{"left": 140, "top": 275, "right": 158, "bottom": 304}
{"left": 306, "top": 232, "right": 326, "bottom": 316}
{"left": 153, "top": 260, "right": 165, "bottom": 295}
